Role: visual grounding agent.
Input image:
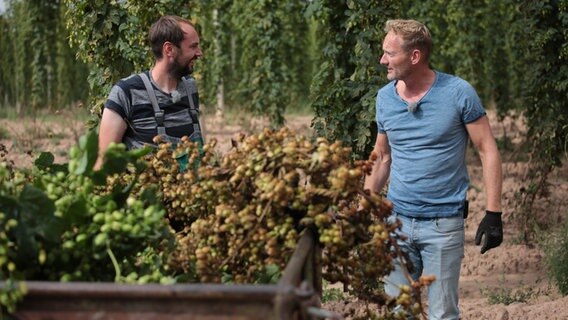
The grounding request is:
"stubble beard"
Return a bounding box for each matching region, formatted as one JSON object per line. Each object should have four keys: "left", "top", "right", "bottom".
{"left": 171, "top": 59, "right": 193, "bottom": 79}
{"left": 387, "top": 65, "right": 410, "bottom": 82}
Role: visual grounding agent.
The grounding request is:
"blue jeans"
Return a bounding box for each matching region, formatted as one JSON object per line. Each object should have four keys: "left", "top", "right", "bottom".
{"left": 385, "top": 213, "right": 465, "bottom": 320}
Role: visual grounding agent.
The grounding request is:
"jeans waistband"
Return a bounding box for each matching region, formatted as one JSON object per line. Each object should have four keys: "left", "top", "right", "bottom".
{"left": 394, "top": 212, "right": 462, "bottom": 220}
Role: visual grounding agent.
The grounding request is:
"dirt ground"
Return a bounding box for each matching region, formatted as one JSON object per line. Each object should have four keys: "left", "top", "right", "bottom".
{"left": 1, "top": 110, "right": 567, "bottom": 320}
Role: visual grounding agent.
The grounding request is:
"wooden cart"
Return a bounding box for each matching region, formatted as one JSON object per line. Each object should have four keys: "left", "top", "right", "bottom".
{"left": 3, "top": 229, "right": 340, "bottom": 320}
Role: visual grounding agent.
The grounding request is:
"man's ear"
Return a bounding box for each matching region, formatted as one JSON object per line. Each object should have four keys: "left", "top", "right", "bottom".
{"left": 411, "top": 49, "right": 422, "bottom": 65}
{"left": 163, "top": 42, "right": 175, "bottom": 58}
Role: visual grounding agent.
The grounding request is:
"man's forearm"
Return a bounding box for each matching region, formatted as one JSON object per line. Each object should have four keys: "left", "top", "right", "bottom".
{"left": 364, "top": 160, "right": 391, "bottom": 195}
{"left": 481, "top": 149, "right": 503, "bottom": 212}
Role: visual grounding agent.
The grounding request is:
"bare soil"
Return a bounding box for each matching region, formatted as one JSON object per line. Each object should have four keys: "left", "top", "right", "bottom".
{"left": 1, "top": 110, "right": 566, "bottom": 320}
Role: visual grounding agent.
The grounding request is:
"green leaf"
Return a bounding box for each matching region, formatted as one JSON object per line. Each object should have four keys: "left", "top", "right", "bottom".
{"left": 127, "top": 146, "right": 153, "bottom": 159}
{"left": 101, "top": 153, "right": 129, "bottom": 175}
{"left": 34, "top": 152, "right": 68, "bottom": 173}
{"left": 255, "top": 264, "right": 281, "bottom": 284}
{"left": 34, "top": 152, "right": 55, "bottom": 167}
{"left": 0, "top": 194, "right": 20, "bottom": 215}
{"left": 18, "top": 184, "right": 55, "bottom": 219}
{"left": 18, "top": 184, "right": 63, "bottom": 244}
{"left": 112, "top": 180, "right": 135, "bottom": 208}
{"left": 12, "top": 223, "right": 38, "bottom": 266}
{"left": 65, "top": 197, "right": 88, "bottom": 225}
{"left": 139, "top": 185, "right": 160, "bottom": 205}
{"left": 75, "top": 131, "right": 99, "bottom": 176}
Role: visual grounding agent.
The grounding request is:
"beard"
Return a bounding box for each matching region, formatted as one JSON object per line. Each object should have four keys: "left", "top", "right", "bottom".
{"left": 170, "top": 58, "right": 193, "bottom": 79}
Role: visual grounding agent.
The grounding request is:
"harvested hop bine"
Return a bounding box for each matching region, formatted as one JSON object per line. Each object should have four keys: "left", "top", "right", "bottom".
{"left": 140, "top": 127, "right": 426, "bottom": 318}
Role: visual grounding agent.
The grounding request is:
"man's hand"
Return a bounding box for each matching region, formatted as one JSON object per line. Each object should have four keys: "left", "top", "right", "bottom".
{"left": 475, "top": 211, "right": 503, "bottom": 254}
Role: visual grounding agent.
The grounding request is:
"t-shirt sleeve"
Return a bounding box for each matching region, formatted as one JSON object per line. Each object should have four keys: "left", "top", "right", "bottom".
{"left": 376, "top": 91, "right": 386, "bottom": 134}
{"left": 458, "top": 81, "right": 486, "bottom": 124}
{"left": 104, "top": 84, "right": 129, "bottom": 119}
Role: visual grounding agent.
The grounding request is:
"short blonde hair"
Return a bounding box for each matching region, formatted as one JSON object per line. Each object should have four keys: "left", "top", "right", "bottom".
{"left": 385, "top": 19, "right": 432, "bottom": 61}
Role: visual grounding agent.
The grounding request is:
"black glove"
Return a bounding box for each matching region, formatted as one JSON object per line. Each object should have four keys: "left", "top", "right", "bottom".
{"left": 475, "top": 210, "right": 503, "bottom": 254}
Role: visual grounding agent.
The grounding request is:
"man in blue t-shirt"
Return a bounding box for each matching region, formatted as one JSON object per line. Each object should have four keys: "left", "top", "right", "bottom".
{"left": 364, "top": 19, "right": 503, "bottom": 319}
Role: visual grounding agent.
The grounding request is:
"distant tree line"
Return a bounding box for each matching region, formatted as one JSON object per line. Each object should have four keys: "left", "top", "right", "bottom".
{"left": 0, "top": 0, "right": 88, "bottom": 113}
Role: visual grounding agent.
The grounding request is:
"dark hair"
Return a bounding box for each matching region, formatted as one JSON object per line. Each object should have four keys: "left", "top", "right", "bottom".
{"left": 148, "top": 15, "right": 194, "bottom": 59}
{"left": 385, "top": 19, "right": 433, "bottom": 61}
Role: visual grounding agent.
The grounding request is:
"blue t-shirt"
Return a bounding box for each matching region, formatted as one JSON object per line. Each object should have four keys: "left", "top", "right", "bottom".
{"left": 376, "top": 71, "right": 485, "bottom": 218}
